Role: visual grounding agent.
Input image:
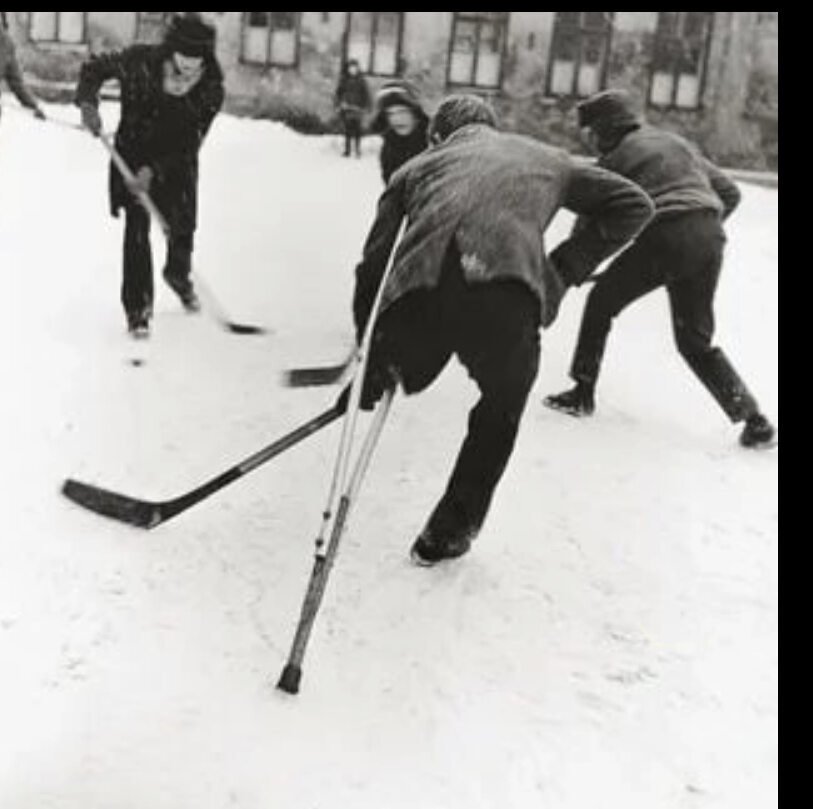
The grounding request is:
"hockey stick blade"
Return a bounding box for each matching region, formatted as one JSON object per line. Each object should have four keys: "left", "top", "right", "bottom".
{"left": 283, "top": 363, "right": 350, "bottom": 388}
{"left": 225, "top": 322, "right": 268, "bottom": 337}
{"left": 62, "top": 480, "right": 165, "bottom": 529}
{"left": 61, "top": 405, "right": 343, "bottom": 530}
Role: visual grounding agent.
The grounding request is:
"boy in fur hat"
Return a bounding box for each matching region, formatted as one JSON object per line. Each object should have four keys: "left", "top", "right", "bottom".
{"left": 75, "top": 13, "right": 224, "bottom": 338}
{"left": 370, "top": 79, "right": 430, "bottom": 184}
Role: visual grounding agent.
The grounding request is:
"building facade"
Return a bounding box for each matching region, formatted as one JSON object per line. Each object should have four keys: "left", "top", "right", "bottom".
{"left": 5, "top": 12, "right": 779, "bottom": 169}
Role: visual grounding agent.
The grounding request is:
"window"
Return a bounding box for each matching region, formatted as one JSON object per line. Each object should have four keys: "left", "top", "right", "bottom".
{"left": 346, "top": 12, "right": 404, "bottom": 77}
{"left": 649, "top": 12, "right": 713, "bottom": 110}
{"left": 448, "top": 12, "right": 509, "bottom": 89}
{"left": 241, "top": 12, "right": 301, "bottom": 67}
{"left": 29, "top": 12, "right": 86, "bottom": 45}
{"left": 547, "top": 12, "right": 614, "bottom": 98}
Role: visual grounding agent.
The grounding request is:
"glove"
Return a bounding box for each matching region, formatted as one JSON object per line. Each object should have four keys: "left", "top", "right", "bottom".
{"left": 336, "top": 357, "right": 398, "bottom": 414}
{"left": 33, "top": 107, "right": 47, "bottom": 121}
{"left": 126, "top": 166, "right": 155, "bottom": 197}
{"left": 80, "top": 103, "right": 102, "bottom": 136}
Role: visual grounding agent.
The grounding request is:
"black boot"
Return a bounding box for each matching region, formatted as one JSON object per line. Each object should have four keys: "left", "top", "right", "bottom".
{"left": 544, "top": 382, "right": 596, "bottom": 418}
{"left": 410, "top": 502, "right": 481, "bottom": 567}
{"left": 740, "top": 414, "right": 777, "bottom": 450}
{"left": 126, "top": 307, "right": 152, "bottom": 340}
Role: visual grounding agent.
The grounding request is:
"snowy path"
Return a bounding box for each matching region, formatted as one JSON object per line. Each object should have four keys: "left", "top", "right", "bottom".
{"left": 0, "top": 104, "right": 778, "bottom": 809}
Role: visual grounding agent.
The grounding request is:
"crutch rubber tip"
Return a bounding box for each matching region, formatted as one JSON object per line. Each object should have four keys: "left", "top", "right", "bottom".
{"left": 277, "top": 664, "right": 303, "bottom": 695}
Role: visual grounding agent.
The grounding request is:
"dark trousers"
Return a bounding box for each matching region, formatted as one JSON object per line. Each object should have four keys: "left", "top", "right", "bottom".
{"left": 341, "top": 111, "right": 363, "bottom": 156}
{"left": 122, "top": 204, "right": 194, "bottom": 317}
{"left": 570, "top": 210, "right": 759, "bottom": 423}
{"left": 375, "top": 246, "right": 541, "bottom": 535}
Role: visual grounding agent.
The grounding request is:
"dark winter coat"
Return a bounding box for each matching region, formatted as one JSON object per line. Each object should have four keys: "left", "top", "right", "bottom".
{"left": 75, "top": 44, "right": 224, "bottom": 232}
{"left": 334, "top": 72, "right": 372, "bottom": 116}
{"left": 0, "top": 29, "right": 39, "bottom": 114}
{"left": 379, "top": 118, "right": 430, "bottom": 185}
{"left": 598, "top": 124, "right": 742, "bottom": 222}
{"left": 354, "top": 124, "right": 655, "bottom": 334}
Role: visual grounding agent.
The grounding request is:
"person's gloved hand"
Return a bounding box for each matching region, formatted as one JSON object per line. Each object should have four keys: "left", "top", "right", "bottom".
{"left": 32, "top": 107, "right": 47, "bottom": 121}
{"left": 336, "top": 359, "right": 398, "bottom": 414}
{"left": 126, "top": 166, "right": 155, "bottom": 197}
{"left": 80, "top": 103, "right": 102, "bottom": 136}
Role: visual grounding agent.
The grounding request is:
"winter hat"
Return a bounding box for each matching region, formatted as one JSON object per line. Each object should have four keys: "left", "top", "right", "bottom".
{"left": 371, "top": 79, "right": 428, "bottom": 130}
{"left": 165, "top": 14, "right": 217, "bottom": 58}
{"left": 429, "top": 94, "right": 498, "bottom": 143}
{"left": 577, "top": 89, "right": 641, "bottom": 131}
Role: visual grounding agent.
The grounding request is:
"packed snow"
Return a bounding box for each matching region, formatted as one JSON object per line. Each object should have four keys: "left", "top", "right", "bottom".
{"left": 0, "top": 102, "right": 778, "bottom": 809}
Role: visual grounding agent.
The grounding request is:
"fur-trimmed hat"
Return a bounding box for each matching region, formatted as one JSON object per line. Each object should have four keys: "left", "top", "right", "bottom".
{"left": 371, "top": 79, "right": 428, "bottom": 131}
{"left": 577, "top": 89, "right": 640, "bottom": 131}
{"left": 165, "top": 14, "right": 217, "bottom": 58}
{"left": 428, "top": 94, "right": 498, "bottom": 142}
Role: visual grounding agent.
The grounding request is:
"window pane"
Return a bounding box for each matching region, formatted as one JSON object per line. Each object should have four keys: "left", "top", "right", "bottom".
{"left": 348, "top": 12, "right": 373, "bottom": 70}
{"left": 475, "top": 22, "right": 502, "bottom": 86}
{"left": 680, "top": 43, "right": 703, "bottom": 75}
{"left": 550, "top": 60, "right": 576, "bottom": 95}
{"left": 377, "top": 12, "right": 400, "bottom": 42}
{"left": 676, "top": 73, "right": 701, "bottom": 108}
{"left": 349, "top": 11, "right": 373, "bottom": 40}
{"left": 581, "top": 33, "right": 606, "bottom": 65}
{"left": 450, "top": 50, "right": 475, "bottom": 85}
{"left": 271, "top": 12, "right": 297, "bottom": 31}
{"left": 476, "top": 52, "right": 502, "bottom": 87}
{"left": 553, "top": 28, "right": 579, "bottom": 61}
{"left": 658, "top": 12, "right": 680, "bottom": 38}
{"left": 58, "top": 12, "right": 85, "bottom": 44}
{"left": 243, "top": 26, "right": 268, "bottom": 62}
{"left": 30, "top": 11, "right": 58, "bottom": 41}
{"left": 270, "top": 29, "right": 297, "bottom": 65}
{"left": 248, "top": 12, "right": 270, "bottom": 28}
{"left": 372, "top": 41, "right": 398, "bottom": 75}
{"left": 348, "top": 39, "right": 372, "bottom": 72}
{"left": 683, "top": 12, "right": 709, "bottom": 41}
{"left": 453, "top": 21, "right": 477, "bottom": 55}
{"left": 650, "top": 71, "right": 675, "bottom": 106}
{"left": 578, "top": 62, "right": 601, "bottom": 96}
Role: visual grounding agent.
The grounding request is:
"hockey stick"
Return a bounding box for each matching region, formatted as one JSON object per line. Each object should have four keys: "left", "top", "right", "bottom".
{"left": 282, "top": 348, "right": 357, "bottom": 388}
{"left": 99, "top": 133, "right": 268, "bottom": 336}
{"left": 62, "top": 404, "right": 343, "bottom": 530}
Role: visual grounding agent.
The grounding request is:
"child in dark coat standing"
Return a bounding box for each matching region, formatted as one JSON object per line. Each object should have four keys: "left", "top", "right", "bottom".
{"left": 334, "top": 59, "right": 371, "bottom": 158}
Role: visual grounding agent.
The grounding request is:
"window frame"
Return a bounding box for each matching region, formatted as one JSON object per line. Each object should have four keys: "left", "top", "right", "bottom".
{"left": 28, "top": 11, "right": 88, "bottom": 46}
{"left": 446, "top": 12, "right": 511, "bottom": 91}
{"left": 344, "top": 12, "right": 405, "bottom": 78}
{"left": 647, "top": 12, "right": 715, "bottom": 111}
{"left": 240, "top": 11, "right": 302, "bottom": 69}
{"left": 545, "top": 12, "right": 616, "bottom": 99}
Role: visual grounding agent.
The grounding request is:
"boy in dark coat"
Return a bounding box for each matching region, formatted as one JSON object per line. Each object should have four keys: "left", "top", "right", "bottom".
{"left": 334, "top": 59, "right": 371, "bottom": 158}
{"left": 544, "top": 90, "right": 776, "bottom": 449}
{"left": 0, "top": 22, "right": 46, "bottom": 124}
{"left": 349, "top": 95, "right": 654, "bottom": 565}
{"left": 75, "top": 14, "right": 224, "bottom": 338}
{"left": 370, "top": 80, "right": 430, "bottom": 185}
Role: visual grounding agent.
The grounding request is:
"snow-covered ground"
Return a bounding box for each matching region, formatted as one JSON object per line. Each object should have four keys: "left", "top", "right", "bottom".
{"left": 0, "top": 103, "right": 778, "bottom": 809}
